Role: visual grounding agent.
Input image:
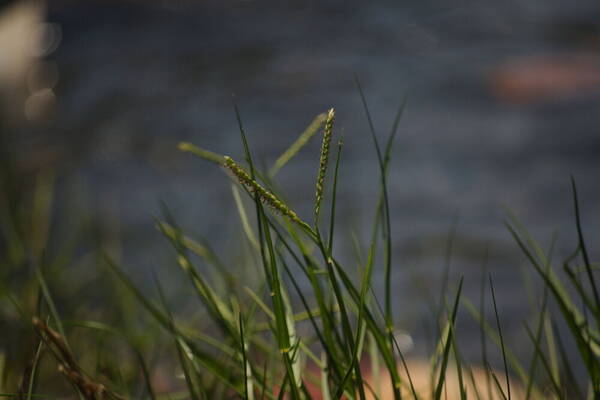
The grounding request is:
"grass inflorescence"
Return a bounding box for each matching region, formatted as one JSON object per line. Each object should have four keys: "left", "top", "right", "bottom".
{"left": 314, "top": 108, "right": 335, "bottom": 226}
{"left": 223, "top": 155, "right": 311, "bottom": 232}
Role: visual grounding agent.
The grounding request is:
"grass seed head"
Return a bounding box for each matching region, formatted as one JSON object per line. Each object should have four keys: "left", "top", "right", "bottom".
{"left": 314, "top": 108, "right": 335, "bottom": 224}
{"left": 223, "top": 156, "right": 310, "bottom": 230}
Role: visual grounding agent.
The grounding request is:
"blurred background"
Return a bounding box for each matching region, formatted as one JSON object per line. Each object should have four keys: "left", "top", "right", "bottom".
{"left": 2, "top": 0, "right": 600, "bottom": 369}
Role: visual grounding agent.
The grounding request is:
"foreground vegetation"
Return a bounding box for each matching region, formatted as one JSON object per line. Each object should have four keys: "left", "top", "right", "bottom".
{"left": 1, "top": 87, "right": 598, "bottom": 399}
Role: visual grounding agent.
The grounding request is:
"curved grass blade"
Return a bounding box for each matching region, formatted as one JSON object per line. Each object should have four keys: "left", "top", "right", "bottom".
{"left": 327, "top": 139, "right": 343, "bottom": 254}
{"left": 370, "top": 287, "right": 419, "bottom": 400}
{"left": 25, "top": 339, "right": 44, "bottom": 400}
{"left": 524, "top": 284, "right": 549, "bottom": 400}
{"left": 35, "top": 264, "right": 69, "bottom": 348}
{"left": 553, "top": 320, "right": 585, "bottom": 400}
{"left": 276, "top": 248, "right": 343, "bottom": 382}
{"left": 463, "top": 297, "right": 541, "bottom": 397}
{"left": 355, "top": 78, "right": 406, "bottom": 346}
{"left": 479, "top": 245, "right": 494, "bottom": 400}
{"left": 524, "top": 324, "right": 562, "bottom": 398}
{"left": 329, "top": 257, "right": 402, "bottom": 399}
{"left": 571, "top": 177, "right": 600, "bottom": 313}
{"left": 489, "top": 275, "right": 511, "bottom": 400}
{"left": 487, "top": 366, "right": 508, "bottom": 400}
{"left": 232, "top": 184, "right": 260, "bottom": 251}
{"left": 505, "top": 222, "right": 600, "bottom": 377}
{"left": 434, "top": 277, "right": 463, "bottom": 400}
{"left": 239, "top": 313, "right": 255, "bottom": 400}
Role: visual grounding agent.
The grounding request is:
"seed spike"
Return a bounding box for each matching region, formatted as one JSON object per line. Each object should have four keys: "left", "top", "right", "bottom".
{"left": 223, "top": 156, "right": 311, "bottom": 231}
{"left": 314, "top": 108, "right": 335, "bottom": 226}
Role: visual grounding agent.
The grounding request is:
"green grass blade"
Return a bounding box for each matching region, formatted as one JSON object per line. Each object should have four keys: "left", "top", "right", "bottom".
{"left": 553, "top": 320, "right": 585, "bottom": 400}
{"left": 354, "top": 76, "right": 401, "bottom": 333}
{"left": 232, "top": 184, "right": 260, "bottom": 251}
{"left": 276, "top": 249, "right": 343, "bottom": 382}
{"left": 178, "top": 142, "right": 225, "bottom": 165}
{"left": 259, "top": 360, "right": 269, "bottom": 400}
{"left": 505, "top": 222, "right": 600, "bottom": 377}
{"left": 571, "top": 177, "right": 600, "bottom": 312}
{"left": 479, "top": 245, "right": 493, "bottom": 400}
{"left": 268, "top": 220, "right": 345, "bottom": 373}
{"left": 489, "top": 275, "right": 511, "bottom": 400}
{"left": 256, "top": 207, "right": 301, "bottom": 400}
{"left": 434, "top": 277, "right": 464, "bottom": 400}
{"left": 487, "top": 366, "right": 508, "bottom": 400}
{"left": 233, "top": 101, "right": 256, "bottom": 177}
{"left": 543, "top": 308, "right": 561, "bottom": 391}
{"left": 524, "top": 324, "right": 563, "bottom": 398}
{"left": 239, "top": 313, "right": 255, "bottom": 400}
{"left": 438, "top": 214, "right": 459, "bottom": 324}
{"left": 564, "top": 264, "right": 598, "bottom": 320}
{"left": 25, "top": 340, "right": 43, "bottom": 400}
{"left": 327, "top": 139, "right": 343, "bottom": 254}
{"left": 329, "top": 257, "right": 402, "bottom": 398}
{"left": 370, "top": 288, "right": 419, "bottom": 399}
{"left": 449, "top": 321, "right": 467, "bottom": 400}
{"left": 35, "top": 265, "right": 68, "bottom": 347}
{"left": 134, "top": 347, "right": 157, "bottom": 400}
{"left": 524, "top": 284, "right": 549, "bottom": 400}
{"left": 155, "top": 276, "right": 202, "bottom": 400}
{"left": 463, "top": 297, "right": 537, "bottom": 395}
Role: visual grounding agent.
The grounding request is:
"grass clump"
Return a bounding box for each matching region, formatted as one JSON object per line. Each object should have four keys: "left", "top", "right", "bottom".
{"left": 0, "top": 90, "right": 598, "bottom": 400}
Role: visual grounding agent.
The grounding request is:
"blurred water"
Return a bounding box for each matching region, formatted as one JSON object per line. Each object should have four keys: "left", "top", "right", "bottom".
{"left": 13, "top": 0, "right": 600, "bottom": 363}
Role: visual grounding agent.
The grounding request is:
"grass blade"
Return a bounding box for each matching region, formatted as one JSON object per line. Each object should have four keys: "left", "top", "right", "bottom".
{"left": 178, "top": 142, "right": 225, "bottom": 165}
{"left": 239, "top": 313, "right": 255, "bottom": 400}
{"left": 571, "top": 177, "right": 600, "bottom": 313}
{"left": 154, "top": 275, "right": 201, "bottom": 400}
{"left": 327, "top": 139, "right": 343, "bottom": 254}
{"left": 524, "top": 324, "right": 562, "bottom": 398}
{"left": 434, "top": 277, "right": 464, "bottom": 400}
{"left": 489, "top": 275, "right": 511, "bottom": 400}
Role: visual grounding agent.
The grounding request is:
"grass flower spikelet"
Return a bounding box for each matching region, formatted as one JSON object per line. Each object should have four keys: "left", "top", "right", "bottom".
{"left": 314, "top": 108, "right": 335, "bottom": 224}
{"left": 223, "top": 156, "right": 310, "bottom": 230}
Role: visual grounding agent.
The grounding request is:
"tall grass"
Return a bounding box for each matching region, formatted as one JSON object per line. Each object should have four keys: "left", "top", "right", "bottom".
{"left": 0, "top": 93, "right": 598, "bottom": 399}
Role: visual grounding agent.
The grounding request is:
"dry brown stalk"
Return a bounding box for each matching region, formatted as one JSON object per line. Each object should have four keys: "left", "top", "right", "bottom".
{"left": 32, "top": 317, "right": 126, "bottom": 400}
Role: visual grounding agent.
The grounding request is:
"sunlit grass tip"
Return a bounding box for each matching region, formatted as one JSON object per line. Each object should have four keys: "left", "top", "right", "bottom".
{"left": 178, "top": 142, "right": 225, "bottom": 165}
